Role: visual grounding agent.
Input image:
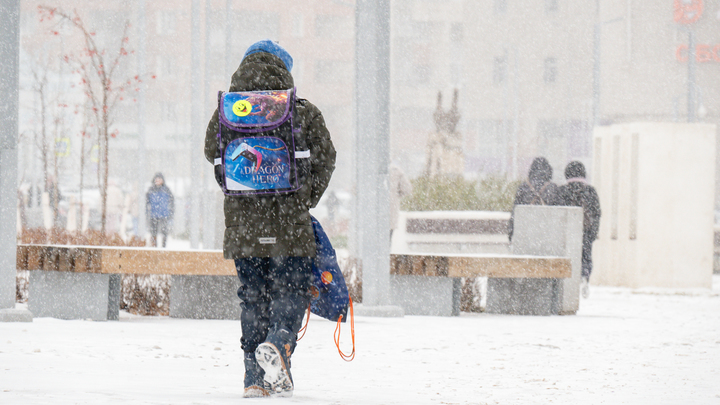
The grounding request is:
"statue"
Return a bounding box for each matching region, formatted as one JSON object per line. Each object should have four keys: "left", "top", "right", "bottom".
{"left": 425, "top": 89, "right": 464, "bottom": 177}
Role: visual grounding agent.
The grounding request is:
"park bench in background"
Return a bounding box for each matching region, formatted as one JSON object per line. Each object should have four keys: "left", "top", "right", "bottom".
{"left": 389, "top": 206, "right": 583, "bottom": 316}
{"left": 390, "top": 252, "right": 571, "bottom": 316}
{"left": 391, "top": 210, "right": 511, "bottom": 255}
{"left": 16, "top": 245, "right": 239, "bottom": 321}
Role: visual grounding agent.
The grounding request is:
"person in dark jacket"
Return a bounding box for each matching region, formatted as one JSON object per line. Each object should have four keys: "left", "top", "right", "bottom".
{"left": 204, "top": 40, "right": 336, "bottom": 398}
{"left": 508, "top": 156, "right": 561, "bottom": 241}
{"left": 145, "top": 173, "right": 174, "bottom": 248}
{"left": 558, "top": 161, "right": 601, "bottom": 298}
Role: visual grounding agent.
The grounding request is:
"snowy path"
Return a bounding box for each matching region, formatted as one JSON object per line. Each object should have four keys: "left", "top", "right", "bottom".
{"left": 1, "top": 277, "right": 719, "bottom": 405}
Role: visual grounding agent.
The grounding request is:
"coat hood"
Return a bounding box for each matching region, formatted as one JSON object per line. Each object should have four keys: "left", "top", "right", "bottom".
{"left": 564, "top": 161, "right": 586, "bottom": 179}
{"left": 229, "top": 52, "right": 294, "bottom": 92}
{"left": 528, "top": 157, "right": 553, "bottom": 189}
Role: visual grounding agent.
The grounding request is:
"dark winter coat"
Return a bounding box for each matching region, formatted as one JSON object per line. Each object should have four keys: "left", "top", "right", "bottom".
{"left": 508, "top": 157, "right": 561, "bottom": 241}
{"left": 205, "top": 52, "right": 336, "bottom": 259}
{"left": 558, "top": 178, "right": 601, "bottom": 243}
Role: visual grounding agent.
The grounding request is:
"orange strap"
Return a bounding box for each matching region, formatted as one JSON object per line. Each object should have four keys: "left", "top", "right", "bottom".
{"left": 334, "top": 297, "right": 355, "bottom": 362}
{"left": 296, "top": 303, "right": 311, "bottom": 341}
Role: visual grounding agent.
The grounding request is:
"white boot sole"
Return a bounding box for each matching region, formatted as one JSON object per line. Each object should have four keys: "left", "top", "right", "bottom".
{"left": 255, "top": 343, "right": 293, "bottom": 397}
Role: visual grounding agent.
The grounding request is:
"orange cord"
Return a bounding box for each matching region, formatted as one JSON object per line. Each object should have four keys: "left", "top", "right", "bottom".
{"left": 334, "top": 297, "right": 355, "bottom": 362}
{"left": 296, "top": 303, "right": 311, "bottom": 341}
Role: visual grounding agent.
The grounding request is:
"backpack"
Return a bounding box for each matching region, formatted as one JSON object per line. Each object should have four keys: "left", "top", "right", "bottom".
{"left": 214, "top": 88, "right": 310, "bottom": 196}
{"left": 526, "top": 181, "right": 551, "bottom": 205}
{"left": 309, "top": 216, "right": 350, "bottom": 323}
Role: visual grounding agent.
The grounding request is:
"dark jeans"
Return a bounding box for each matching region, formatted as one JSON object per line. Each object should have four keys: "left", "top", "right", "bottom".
{"left": 234, "top": 257, "right": 312, "bottom": 354}
{"left": 582, "top": 238, "right": 594, "bottom": 280}
{"left": 149, "top": 217, "right": 169, "bottom": 247}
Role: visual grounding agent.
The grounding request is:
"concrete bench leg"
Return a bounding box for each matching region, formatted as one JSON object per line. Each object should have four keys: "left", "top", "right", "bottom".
{"left": 28, "top": 271, "right": 120, "bottom": 321}
{"left": 485, "top": 278, "right": 561, "bottom": 315}
{"left": 170, "top": 275, "right": 242, "bottom": 320}
{"left": 390, "top": 275, "right": 461, "bottom": 316}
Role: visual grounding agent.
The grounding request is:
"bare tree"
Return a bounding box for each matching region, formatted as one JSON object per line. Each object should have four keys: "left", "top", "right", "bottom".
{"left": 39, "top": 5, "right": 144, "bottom": 234}
{"left": 28, "top": 53, "right": 69, "bottom": 229}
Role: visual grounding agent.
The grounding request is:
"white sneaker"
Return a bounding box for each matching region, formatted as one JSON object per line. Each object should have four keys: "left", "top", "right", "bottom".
{"left": 581, "top": 277, "right": 590, "bottom": 299}
{"left": 255, "top": 342, "right": 293, "bottom": 397}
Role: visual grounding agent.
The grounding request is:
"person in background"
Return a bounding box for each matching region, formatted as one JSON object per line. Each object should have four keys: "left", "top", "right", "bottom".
{"left": 145, "top": 173, "right": 174, "bottom": 248}
{"left": 204, "top": 40, "right": 336, "bottom": 398}
{"left": 508, "top": 156, "right": 561, "bottom": 242}
{"left": 558, "top": 161, "right": 601, "bottom": 298}
{"left": 389, "top": 163, "right": 412, "bottom": 240}
{"left": 325, "top": 190, "right": 339, "bottom": 225}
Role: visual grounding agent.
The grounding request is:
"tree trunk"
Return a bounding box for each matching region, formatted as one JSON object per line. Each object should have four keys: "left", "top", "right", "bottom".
{"left": 100, "top": 112, "right": 109, "bottom": 234}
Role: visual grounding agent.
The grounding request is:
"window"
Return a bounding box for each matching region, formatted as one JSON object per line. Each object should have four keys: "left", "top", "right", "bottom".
{"left": 450, "top": 23, "right": 464, "bottom": 43}
{"left": 494, "top": 0, "right": 507, "bottom": 15}
{"left": 546, "top": 0, "right": 558, "bottom": 12}
{"left": 412, "top": 21, "right": 440, "bottom": 44}
{"left": 292, "top": 14, "right": 304, "bottom": 38}
{"left": 450, "top": 63, "right": 462, "bottom": 86}
{"left": 315, "top": 15, "right": 353, "bottom": 39}
{"left": 314, "top": 60, "right": 352, "bottom": 84}
{"left": 156, "top": 11, "right": 177, "bottom": 35}
{"left": 414, "top": 64, "right": 432, "bottom": 84}
{"left": 156, "top": 56, "right": 173, "bottom": 78}
{"left": 493, "top": 56, "right": 507, "bottom": 84}
{"left": 543, "top": 57, "right": 557, "bottom": 83}
{"left": 160, "top": 102, "right": 177, "bottom": 122}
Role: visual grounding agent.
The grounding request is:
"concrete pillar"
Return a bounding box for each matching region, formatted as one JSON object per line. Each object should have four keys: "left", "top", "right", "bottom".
{"left": 0, "top": 0, "right": 31, "bottom": 322}
{"left": 353, "top": 0, "right": 402, "bottom": 317}
{"left": 189, "top": 0, "right": 202, "bottom": 249}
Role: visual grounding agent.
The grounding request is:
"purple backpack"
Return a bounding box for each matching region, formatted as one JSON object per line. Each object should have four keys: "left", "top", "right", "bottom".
{"left": 214, "top": 88, "right": 310, "bottom": 196}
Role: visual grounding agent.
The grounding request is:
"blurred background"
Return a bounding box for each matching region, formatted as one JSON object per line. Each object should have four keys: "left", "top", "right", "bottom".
{"left": 14, "top": 0, "right": 720, "bottom": 252}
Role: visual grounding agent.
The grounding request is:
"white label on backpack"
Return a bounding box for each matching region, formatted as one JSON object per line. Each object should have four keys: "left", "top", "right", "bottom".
{"left": 295, "top": 150, "right": 310, "bottom": 159}
{"left": 259, "top": 237, "right": 277, "bottom": 244}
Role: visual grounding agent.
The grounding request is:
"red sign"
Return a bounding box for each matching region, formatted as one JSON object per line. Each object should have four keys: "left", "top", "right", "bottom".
{"left": 676, "top": 43, "right": 720, "bottom": 62}
{"left": 674, "top": 0, "right": 703, "bottom": 24}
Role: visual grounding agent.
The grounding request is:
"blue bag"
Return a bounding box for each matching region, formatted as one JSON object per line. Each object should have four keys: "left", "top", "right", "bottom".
{"left": 310, "top": 216, "right": 349, "bottom": 323}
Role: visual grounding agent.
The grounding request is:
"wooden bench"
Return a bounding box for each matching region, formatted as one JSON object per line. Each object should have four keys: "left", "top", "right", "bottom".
{"left": 389, "top": 253, "right": 572, "bottom": 316}
{"left": 16, "top": 244, "right": 239, "bottom": 321}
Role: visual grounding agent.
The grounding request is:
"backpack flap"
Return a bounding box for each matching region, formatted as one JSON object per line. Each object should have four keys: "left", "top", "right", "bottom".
{"left": 219, "top": 89, "right": 293, "bottom": 130}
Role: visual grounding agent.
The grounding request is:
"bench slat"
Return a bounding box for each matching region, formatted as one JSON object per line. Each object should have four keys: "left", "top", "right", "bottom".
{"left": 17, "top": 245, "right": 236, "bottom": 276}
{"left": 391, "top": 253, "right": 571, "bottom": 278}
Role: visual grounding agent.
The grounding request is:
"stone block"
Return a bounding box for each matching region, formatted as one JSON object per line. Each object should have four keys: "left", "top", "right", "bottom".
{"left": 492, "top": 205, "right": 583, "bottom": 315}
{"left": 390, "top": 274, "right": 460, "bottom": 316}
{"left": 28, "top": 270, "right": 118, "bottom": 321}
{"left": 170, "top": 275, "right": 242, "bottom": 320}
{"left": 486, "top": 278, "right": 560, "bottom": 315}
{"left": 0, "top": 308, "right": 33, "bottom": 322}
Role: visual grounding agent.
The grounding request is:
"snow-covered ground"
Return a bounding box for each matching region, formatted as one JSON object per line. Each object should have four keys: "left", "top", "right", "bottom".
{"left": 2, "top": 276, "right": 719, "bottom": 405}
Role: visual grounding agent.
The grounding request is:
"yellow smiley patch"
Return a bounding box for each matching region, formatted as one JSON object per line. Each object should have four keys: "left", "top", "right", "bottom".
{"left": 232, "top": 100, "right": 252, "bottom": 117}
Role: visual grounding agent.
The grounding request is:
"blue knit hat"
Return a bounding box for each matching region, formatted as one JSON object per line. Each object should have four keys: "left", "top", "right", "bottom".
{"left": 242, "top": 40, "right": 293, "bottom": 72}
